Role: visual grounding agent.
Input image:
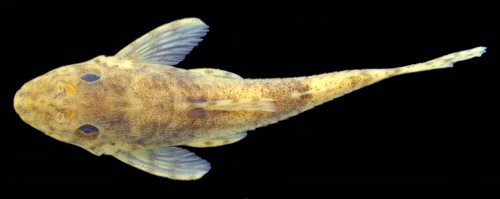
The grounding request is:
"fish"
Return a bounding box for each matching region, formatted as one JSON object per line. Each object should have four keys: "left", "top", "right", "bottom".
{"left": 13, "top": 17, "right": 486, "bottom": 180}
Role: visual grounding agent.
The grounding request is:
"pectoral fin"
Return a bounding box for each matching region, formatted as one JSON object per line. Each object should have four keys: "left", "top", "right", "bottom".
{"left": 189, "top": 68, "right": 243, "bottom": 79}
{"left": 114, "top": 147, "right": 210, "bottom": 180}
{"left": 191, "top": 98, "right": 276, "bottom": 112}
{"left": 186, "top": 132, "right": 247, "bottom": 148}
{"left": 115, "top": 18, "right": 209, "bottom": 66}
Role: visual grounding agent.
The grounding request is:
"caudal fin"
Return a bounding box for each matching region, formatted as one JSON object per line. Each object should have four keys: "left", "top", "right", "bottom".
{"left": 394, "top": 46, "right": 487, "bottom": 75}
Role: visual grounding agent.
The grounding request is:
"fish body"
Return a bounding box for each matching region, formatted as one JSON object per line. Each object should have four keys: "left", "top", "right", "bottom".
{"left": 13, "top": 18, "right": 486, "bottom": 180}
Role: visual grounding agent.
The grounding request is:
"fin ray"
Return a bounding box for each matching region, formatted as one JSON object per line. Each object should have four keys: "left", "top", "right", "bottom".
{"left": 114, "top": 147, "right": 210, "bottom": 180}
{"left": 115, "top": 18, "right": 209, "bottom": 66}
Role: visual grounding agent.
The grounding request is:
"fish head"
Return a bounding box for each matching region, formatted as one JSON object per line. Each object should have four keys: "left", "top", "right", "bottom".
{"left": 14, "top": 56, "right": 135, "bottom": 156}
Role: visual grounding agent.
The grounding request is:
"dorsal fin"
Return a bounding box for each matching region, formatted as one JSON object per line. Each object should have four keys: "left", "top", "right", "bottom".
{"left": 115, "top": 18, "right": 209, "bottom": 66}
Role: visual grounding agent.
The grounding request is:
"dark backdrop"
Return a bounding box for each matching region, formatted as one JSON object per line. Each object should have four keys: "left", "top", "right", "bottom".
{"left": 1, "top": 0, "right": 497, "bottom": 198}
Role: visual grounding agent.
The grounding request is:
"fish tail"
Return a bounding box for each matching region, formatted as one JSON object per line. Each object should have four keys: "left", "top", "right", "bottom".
{"left": 230, "top": 47, "right": 486, "bottom": 132}
{"left": 290, "top": 46, "right": 487, "bottom": 109}
{"left": 392, "top": 46, "right": 486, "bottom": 75}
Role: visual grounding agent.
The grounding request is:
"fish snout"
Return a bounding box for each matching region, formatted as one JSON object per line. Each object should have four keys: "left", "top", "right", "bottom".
{"left": 14, "top": 78, "right": 49, "bottom": 125}
{"left": 14, "top": 85, "right": 28, "bottom": 118}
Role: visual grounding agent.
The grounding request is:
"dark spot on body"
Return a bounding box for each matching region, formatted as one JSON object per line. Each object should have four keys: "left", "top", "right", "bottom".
{"left": 188, "top": 108, "right": 207, "bottom": 119}
{"left": 156, "top": 103, "right": 165, "bottom": 110}
{"left": 108, "top": 82, "right": 126, "bottom": 96}
{"left": 48, "top": 126, "right": 55, "bottom": 132}
{"left": 134, "top": 134, "right": 155, "bottom": 146}
{"left": 293, "top": 81, "right": 310, "bottom": 93}
{"left": 187, "top": 97, "right": 207, "bottom": 103}
{"left": 117, "top": 101, "right": 130, "bottom": 108}
{"left": 300, "top": 93, "right": 313, "bottom": 99}
{"left": 204, "top": 141, "right": 213, "bottom": 145}
{"left": 346, "top": 76, "right": 362, "bottom": 88}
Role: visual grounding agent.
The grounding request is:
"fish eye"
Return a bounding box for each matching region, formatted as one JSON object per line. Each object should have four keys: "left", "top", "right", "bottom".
{"left": 78, "top": 124, "right": 99, "bottom": 134}
{"left": 81, "top": 73, "right": 100, "bottom": 82}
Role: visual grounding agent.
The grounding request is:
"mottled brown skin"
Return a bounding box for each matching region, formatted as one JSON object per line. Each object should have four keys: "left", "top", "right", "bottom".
{"left": 14, "top": 47, "right": 485, "bottom": 157}
{"left": 13, "top": 55, "right": 379, "bottom": 155}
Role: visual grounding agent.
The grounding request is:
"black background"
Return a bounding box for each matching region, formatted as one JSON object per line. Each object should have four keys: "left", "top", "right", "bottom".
{"left": 1, "top": 0, "right": 497, "bottom": 198}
